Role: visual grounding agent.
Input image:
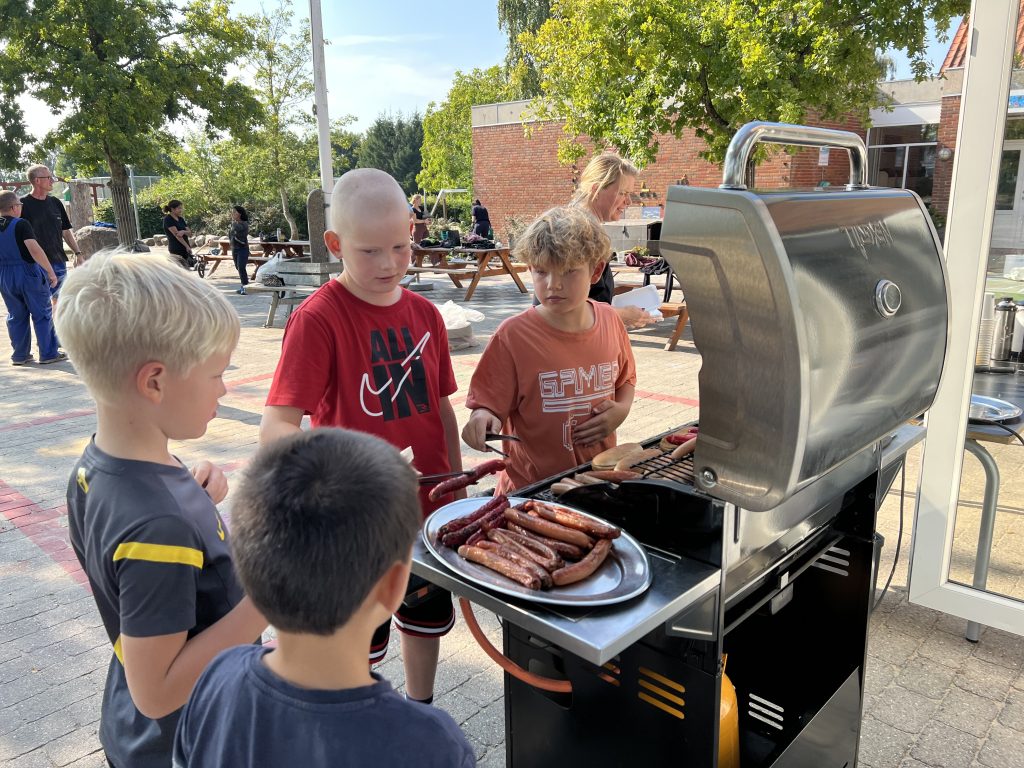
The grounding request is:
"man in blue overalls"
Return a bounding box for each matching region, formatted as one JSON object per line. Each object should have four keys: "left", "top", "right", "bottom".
{"left": 0, "top": 191, "right": 62, "bottom": 365}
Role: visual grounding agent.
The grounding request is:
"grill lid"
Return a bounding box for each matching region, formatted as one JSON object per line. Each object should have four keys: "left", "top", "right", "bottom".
{"left": 660, "top": 122, "right": 949, "bottom": 511}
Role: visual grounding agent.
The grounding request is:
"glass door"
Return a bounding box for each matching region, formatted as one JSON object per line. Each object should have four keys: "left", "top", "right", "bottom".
{"left": 910, "top": 0, "right": 1024, "bottom": 636}
{"left": 991, "top": 142, "right": 1024, "bottom": 247}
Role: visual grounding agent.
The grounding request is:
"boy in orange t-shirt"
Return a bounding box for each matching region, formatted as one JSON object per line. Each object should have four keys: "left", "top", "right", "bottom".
{"left": 463, "top": 206, "right": 637, "bottom": 493}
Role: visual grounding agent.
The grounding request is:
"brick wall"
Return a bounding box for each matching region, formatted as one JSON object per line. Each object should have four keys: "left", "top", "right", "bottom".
{"left": 932, "top": 95, "right": 962, "bottom": 221}
{"left": 473, "top": 115, "right": 867, "bottom": 240}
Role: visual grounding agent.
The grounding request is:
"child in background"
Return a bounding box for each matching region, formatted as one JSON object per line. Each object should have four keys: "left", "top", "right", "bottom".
{"left": 259, "top": 168, "right": 463, "bottom": 704}
{"left": 54, "top": 251, "right": 266, "bottom": 768}
{"left": 172, "top": 428, "right": 475, "bottom": 767}
{"left": 463, "top": 206, "right": 637, "bottom": 494}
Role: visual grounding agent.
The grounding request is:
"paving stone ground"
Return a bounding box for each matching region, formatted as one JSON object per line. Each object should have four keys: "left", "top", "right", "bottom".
{"left": 1, "top": 261, "right": 1023, "bottom": 766}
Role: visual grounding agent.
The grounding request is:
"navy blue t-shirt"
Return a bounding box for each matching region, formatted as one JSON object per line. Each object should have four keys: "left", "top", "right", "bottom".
{"left": 67, "top": 439, "right": 244, "bottom": 768}
{"left": 172, "top": 645, "right": 475, "bottom": 767}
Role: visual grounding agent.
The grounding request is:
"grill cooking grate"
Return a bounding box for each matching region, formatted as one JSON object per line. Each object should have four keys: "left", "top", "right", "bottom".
{"left": 633, "top": 452, "right": 696, "bottom": 485}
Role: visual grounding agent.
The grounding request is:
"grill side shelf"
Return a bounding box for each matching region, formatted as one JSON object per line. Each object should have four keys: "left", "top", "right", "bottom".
{"left": 412, "top": 537, "right": 721, "bottom": 667}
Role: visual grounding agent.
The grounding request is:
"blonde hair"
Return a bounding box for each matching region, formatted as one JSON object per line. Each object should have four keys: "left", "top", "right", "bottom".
{"left": 512, "top": 206, "right": 610, "bottom": 272}
{"left": 26, "top": 164, "right": 51, "bottom": 183}
{"left": 54, "top": 249, "right": 240, "bottom": 404}
{"left": 329, "top": 168, "right": 408, "bottom": 235}
{"left": 572, "top": 152, "right": 640, "bottom": 208}
{"left": 411, "top": 194, "right": 423, "bottom": 206}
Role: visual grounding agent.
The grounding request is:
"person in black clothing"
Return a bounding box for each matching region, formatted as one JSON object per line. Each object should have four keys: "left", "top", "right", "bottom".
{"left": 470, "top": 199, "right": 491, "bottom": 237}
{"left": 21, "top": 164, "right": 83, "bottom": 303}
{"left": 162, "top": 200, "right": 194, "bottom": 269}
{"left": 410, "top": 194, "right": 430, "bottom": 241}
{"left": 0, "top": 191, "right": 61, "bottom": 365}
{"left": 228, "top": 206, "right": 250, "bottom": 294}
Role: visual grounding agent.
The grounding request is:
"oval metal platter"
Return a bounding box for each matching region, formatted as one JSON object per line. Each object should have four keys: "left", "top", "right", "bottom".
{"left": 422, "top": 496, "right": 652, "bottom": 607}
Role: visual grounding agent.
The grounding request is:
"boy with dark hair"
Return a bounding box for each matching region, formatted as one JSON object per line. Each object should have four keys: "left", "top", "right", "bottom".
{"left": 172, "top": 428, "right": 475, "bottom": 767}
{"left": 260, "top": 168, "right": 464, "bottom": 702}
{"left": 54, "top": 251, "right": 267, "bottom": 768}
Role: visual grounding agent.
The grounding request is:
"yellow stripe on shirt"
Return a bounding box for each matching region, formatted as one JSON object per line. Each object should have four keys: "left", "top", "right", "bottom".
{"left": 113, "top": 635, "right": 124, "bottom": 664}
{"left": 112, "top": 542, "right": 204, "bottom": 569}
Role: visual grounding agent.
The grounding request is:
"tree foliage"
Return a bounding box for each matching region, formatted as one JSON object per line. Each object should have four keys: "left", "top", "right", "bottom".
{"left": 0, "top": 0, "right": 262, "bottom": 244}
{"left": 497, "top": 0, "right": 551, "bottom": 97}
{"left": 522, "top": 0, "right": 969, "bottom": 165}
{"left": 419, "top": 66, "right": 519, "bottom": 193}
{"left": 357, "top": 113, "right": 423, "bottom": 195}
{"left": 246, "top": 0, "right": 315, "bottom": 239}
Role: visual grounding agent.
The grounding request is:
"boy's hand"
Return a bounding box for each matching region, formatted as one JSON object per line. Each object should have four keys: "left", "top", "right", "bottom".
{"left": 462, "top": 409, "right": 502, "bottom": 451}
{"left": 191, "top": 461, "right": 228, "bottom": 504}
{"left": 573, "top": 399, "right": 628, "bottom": 447}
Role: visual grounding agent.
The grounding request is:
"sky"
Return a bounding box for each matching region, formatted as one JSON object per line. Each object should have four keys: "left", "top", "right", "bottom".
{"left": 15, "top": 3, "right": 960, "bottom": 145}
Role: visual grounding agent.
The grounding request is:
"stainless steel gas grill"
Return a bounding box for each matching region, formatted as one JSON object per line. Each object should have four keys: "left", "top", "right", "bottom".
{"left": 412, "top": 122, "right": 949, "bottom": 767}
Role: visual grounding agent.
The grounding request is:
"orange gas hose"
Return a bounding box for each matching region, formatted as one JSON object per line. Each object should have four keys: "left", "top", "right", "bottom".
{"left": 459, "top": 598, "right": 573, "bottom": 694}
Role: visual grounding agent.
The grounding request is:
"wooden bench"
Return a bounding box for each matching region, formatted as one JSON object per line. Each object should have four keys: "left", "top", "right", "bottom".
{"left": 406, "top": 266, "right": 478, "bottom": 277}
{"left": 200, "top": 252, "right": 269, "bottom": 281}
{"left": 251, "top": 260, "right": 343, "bottom": 328}
{"left": 659, "top": 301, "right": 689, "bottom": 351}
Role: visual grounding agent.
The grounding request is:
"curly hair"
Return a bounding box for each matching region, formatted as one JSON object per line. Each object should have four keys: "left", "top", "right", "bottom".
{"left": 512, "top": 205, "right": 610, "bottom": 272}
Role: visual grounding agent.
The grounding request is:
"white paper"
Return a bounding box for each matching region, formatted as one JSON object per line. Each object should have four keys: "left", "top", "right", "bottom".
{"left": 611, "top": 284, "right": 663, "bottom": 320}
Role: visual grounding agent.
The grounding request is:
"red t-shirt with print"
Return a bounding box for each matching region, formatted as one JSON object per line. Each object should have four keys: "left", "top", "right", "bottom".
{"left": 266, "top": 280, "right": 457, "bottom": 514}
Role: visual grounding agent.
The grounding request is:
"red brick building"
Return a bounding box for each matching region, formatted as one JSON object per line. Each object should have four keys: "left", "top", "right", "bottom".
{"left": 470, "top": 102, "right": 865, "bottom": 242}
{"left": 471, "top": 5, "right": 1024, "bottom": 247}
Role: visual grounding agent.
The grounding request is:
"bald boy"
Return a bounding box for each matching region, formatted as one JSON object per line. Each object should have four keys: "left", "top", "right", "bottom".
{"left": 260, "top": 168, "right": 464, "bottom": 708}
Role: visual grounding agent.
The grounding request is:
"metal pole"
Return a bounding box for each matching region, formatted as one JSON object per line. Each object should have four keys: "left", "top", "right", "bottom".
{"left": 308, "top": 0, "right": 333, "bottom": 194}
{"left": 128, "top": 165, "right": 141, "bottom": 243}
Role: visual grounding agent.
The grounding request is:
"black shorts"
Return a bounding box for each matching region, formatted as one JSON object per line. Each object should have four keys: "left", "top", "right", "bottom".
{"left": 370, "top": 574, "right": 454, "bottom": 664}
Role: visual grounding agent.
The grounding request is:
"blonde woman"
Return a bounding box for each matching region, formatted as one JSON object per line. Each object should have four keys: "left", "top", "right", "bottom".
{"left": 528, "top": 152, "right": 654, "bottom": 328}
{"left": 410, "top": 194, "right": 430, "bottom": 242}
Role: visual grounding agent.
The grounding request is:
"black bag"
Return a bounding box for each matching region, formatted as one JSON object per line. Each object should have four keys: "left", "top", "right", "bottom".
{"left": 440, "top": 229, "right": 461, "bottom": 248}
{"left": 640, "top": 257, "right": 671, "bottom": 275}
{"left": 260, "top": 231, "right": 278, "bottom": 242}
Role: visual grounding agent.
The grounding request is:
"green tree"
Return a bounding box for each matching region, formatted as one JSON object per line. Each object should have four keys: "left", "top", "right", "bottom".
{"left": 316, "top": 116, "right": 362, "bottom": 179}
{"left": 357, "top": 113, "right": 423, "bottom": 194}
{"left": 0, "top": 0, "right": 262, "bottom": 245}
{"left": 522, "top": 0, "right": 968, "bottom": 165}
{"left": 497, "top": 0, "right": 551, "bottom": 97}
{"left": 419, "top": 66, "right": 518, "bottom": 193}
{"left": 247, "top": 0, "right": 315, "bottom": 239}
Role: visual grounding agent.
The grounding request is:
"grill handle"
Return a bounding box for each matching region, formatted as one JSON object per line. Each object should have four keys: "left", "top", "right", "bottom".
{"left": 720, "top": 121, "right": 869, "bottom": 191}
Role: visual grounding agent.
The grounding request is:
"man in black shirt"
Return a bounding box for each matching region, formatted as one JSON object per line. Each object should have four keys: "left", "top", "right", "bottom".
{"left": 21, "top": 165, "right": 83, "bottom": 303}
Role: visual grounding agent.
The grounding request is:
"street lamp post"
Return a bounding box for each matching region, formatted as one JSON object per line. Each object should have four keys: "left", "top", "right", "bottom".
{"left": 127, "top": 164, "right": 141, "bottom": 246}
{"left": 308, "top": 0, "right": 333, "bottom": 194}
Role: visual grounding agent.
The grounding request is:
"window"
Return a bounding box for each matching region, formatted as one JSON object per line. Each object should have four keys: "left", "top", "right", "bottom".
{"left": 867, "top": 123, "right": 938, "bottom": 202}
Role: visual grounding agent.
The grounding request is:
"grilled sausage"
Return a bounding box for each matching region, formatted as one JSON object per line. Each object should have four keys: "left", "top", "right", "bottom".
{"left": 669, "top": 437, "right": 698, "bottom": 460}
{"left": 503, "top": 508, "right": 595, "bottom": 549}
{"left": 458, "top": 545, "right": 541, "bottom": 589}
{"left": 477, "top": 541, "right": 553, "bottom": 589}
{"left": 428, "top": 459, "right": 507, "bottom": 502}
{"left": 441, "top": 502, "right": 509, "bottom": 548}
{"left": 506, "top": 523, "right": 586, "bottom": 560}
{"left": 528, "top": 501, "right": 620, "bottom": 540}
{"left": 437, "top": 494, "right": 508, "bottom": 538}
{"left": 488, "top": 528, "right": 563, "bottom": 571}
{"left": 552, "top": 538, "right": 613, "bottom": 586}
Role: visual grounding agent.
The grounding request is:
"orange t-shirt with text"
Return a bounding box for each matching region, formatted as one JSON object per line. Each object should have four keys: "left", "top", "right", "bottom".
{"left": 466, "top": 302, "right": 637, "bottom": 494}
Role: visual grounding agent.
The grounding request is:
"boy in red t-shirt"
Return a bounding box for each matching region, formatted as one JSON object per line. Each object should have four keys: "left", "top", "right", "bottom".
{"left": 260, "top": 168, "right": 464, "bottom": 705}
{"left": 463, "top": 206, "right": 637, "bottom": 494}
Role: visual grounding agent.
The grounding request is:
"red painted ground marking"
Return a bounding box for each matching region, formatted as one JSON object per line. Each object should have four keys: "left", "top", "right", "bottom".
{"left": 0, "top": 480, "right": 89, "bottom": 589}
{"left": 634, "top": 389, "right": 699, "bottom": 407}
{"left": 0, "top": 409, "right": 96, "bottom": 433}
{"left": 226, "top": 372, "right": 276, "bottom": 389}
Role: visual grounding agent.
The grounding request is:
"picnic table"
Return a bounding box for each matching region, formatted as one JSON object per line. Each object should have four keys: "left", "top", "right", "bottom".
{"left": 409, "top": 246, "right": 528, "bottom": 301}
{"left": 215, "top": 237, "right": 310, "bottom": 259}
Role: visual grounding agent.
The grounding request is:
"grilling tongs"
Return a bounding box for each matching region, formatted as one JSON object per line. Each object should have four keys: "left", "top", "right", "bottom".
{"left": 417, "top": 433, "right": 520, "bottom": 485}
